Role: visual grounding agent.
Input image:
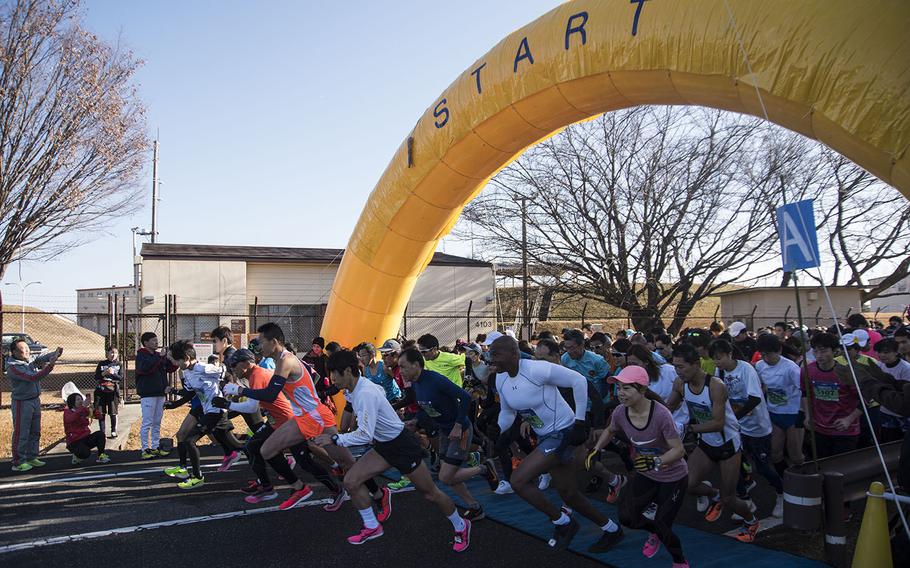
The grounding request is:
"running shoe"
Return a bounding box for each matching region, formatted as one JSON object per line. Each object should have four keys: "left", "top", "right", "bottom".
{"left": 218, "top": 451, "right": 240, "bottom": 472}
{"left": 560, "top": 505, "right": 574, "bottom": 516}
{"left": 467, "top": 451, "right": 481, "bottom": 467}
{"left": 642, "top": 533, "right": 661, "bottom": 558}
{"left": 164, "top": 465, "right": 190, "bottom": 480}
{"left": 731, "top": 499, "right": 757, "bottom": 521}
{"left": 10, "top": 462, "right": 32, "bottom": 473}
{"left": 27, "top": 458, "right": 46, "bottom": 468}
{"left": 109, "top": 430, "right": 118, "bottom": 438}
{"left": 244, "top": 485, "right": 278, "bottom": 504}
{"left": 287, "top": 455, "right": 297, "bottom": 470}
{"left": 538, "top": 473, "right": 552, "bottom": 491}
{"left": 154, "top": 447, "right": 170, "bottom": 457}
{"left": 375, "top": 487, "right": 393, "bottom": 522}
{"left": 588, "top": 527, "right": 624, "bottom": 553}
{"left": 453, "top": 518, "right": 471, "bottom": 553}
{"left": 696, "top": 481, "right": 713, "bottom": 512}
{"left": 347, "top": 524, "right": 384, "bottom": 545}
{"left": 462, "top": 505, "right": 485, "bottom": 522}
{"left": 705, "top": 500, "right": 724, "bottom": 522}
{"left": 178, "top": 476, "right": 205, "bottom": 490}
{"left": 278, "top": 485, "right": 314, "bottom": 510}
{"left": 642, "top": 503, "right": 658, "bottom": 521}
{"left": 97, "top": 453, "right": 111, "bottom": 464}
{"left": 773, "top": 494, "right": 784, "bottom": 518}
{"left": 494, "top": 480, "right": 514, "bottom": 495}
{"left": 733, "top": 520, "right": 760, "bottom": 543}
{"left": 585, "top": 474, "right": 603, "bottom": 494}
{"left": 323, "top": 488, "right": 349, "bottom": 512}
{"left": 141, "top": 449, "right": 156, "bottom": 460}
{"left": 482, "top": 459, "right": 500, "bottom": 491}
{"left": 548, "top": 517, "right": 580, "bottom": 551}
{"left": 606, "top": 474, "right": 627, "bottom": 504}
{"left": 71, "top": 455, "right": 84, "bottom": 465}
{"left": 387, "top": 477, "right": 412, "bottom": 491}
{"left": 241, "top": 480, "right": 261, "bottom": 494}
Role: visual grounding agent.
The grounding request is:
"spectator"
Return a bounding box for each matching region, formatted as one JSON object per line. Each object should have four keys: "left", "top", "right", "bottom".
{"left": 64, "top": 392, "right": 110, "bottom": 465}
{"left": 561, "top": 329, "right": 610, "bottom": 399}
{"left": 135, "top": 332, "right": 176, "bottom": 459}
{"left": 7, "top": 339, "right": 63, "bottom": 472}
{"left": 93, "top": 346, "right": 122, "bottom": 438}
{"left": 302, "top": 337, "right": 328, "bottom": 383}
{"left": 801, "top": 332, "right": 861, "bottom": 458}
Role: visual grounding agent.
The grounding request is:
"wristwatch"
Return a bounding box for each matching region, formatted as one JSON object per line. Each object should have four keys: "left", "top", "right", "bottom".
{"left": 331, "top": 434, "right": 340, "bottom": 445}
{"left": 653, "top": 457, "right": 663, "bottom": 471}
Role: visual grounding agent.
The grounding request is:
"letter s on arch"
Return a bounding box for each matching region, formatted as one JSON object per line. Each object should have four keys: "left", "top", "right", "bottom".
{"left": 434, "top": 98, "right": 449, "bottom": 129}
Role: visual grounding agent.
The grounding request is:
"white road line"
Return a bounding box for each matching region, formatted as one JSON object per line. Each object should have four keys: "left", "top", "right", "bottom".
{"left": 0, "top": 460, "right": 250, "bottom": 491}
{"left": 0, "top": 498, "right": 332, "bottom": 554}
{"left": 722, "top": 515, "right": 784, "bottom": 538}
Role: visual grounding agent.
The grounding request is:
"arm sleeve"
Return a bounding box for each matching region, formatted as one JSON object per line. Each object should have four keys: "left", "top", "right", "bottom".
{"left": 438, "top": 376, "right": 472, "bottom": 427}
{"left": 241, "top": 375, "right": 286, "bottom": 402}
{"left": 228, "top": 398, "right": 260, "bottom": 414}
{"left": 545, "top": 364, "right": 588, "bottom": 421}
{"left": 337, "top": 392, "right": 378, "bottom": 446}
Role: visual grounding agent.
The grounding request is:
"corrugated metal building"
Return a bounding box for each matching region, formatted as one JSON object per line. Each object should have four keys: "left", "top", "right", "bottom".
{"left": 136, "top": 243, "right": 497, "bottom": 347}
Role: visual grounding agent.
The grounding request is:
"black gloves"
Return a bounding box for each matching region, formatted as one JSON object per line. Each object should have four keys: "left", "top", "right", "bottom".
{"left": 211, "top": 396, "right": 230, "bottom": 410}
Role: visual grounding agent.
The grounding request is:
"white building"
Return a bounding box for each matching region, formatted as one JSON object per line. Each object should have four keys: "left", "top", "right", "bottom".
{"left": 869, "top": 275, "right": 910, "bottom": 314}
{"left": 76, "top": 285, "right": 140, "bottom": 335}
{"left": 134, "top": 243, "right": 497, "bottom": 347}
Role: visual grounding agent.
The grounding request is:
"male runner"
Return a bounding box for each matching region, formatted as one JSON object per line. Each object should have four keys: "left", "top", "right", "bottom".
{"left": 487, "top": 336, "right": 623, "bottom": 553}
{"left": 225, "top": 323, "right": 389, "bottom": 516}
{"left": 314, "top": 349, "right": 471, "bottom": 552}
{"left": 398, "top": 348, "right": 499, "bottom": 520}
{"left": 666, "top": 344, "right": 760, "bottom": 542}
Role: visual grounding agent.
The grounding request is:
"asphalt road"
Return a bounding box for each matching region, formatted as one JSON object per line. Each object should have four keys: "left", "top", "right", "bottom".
{"left": 0, "top": 444, "right": 805, "bottom": 568}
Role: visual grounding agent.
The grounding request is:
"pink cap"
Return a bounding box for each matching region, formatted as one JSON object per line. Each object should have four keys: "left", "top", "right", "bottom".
{"left": 610, "top": 365, "right": 649, "bottom": 387}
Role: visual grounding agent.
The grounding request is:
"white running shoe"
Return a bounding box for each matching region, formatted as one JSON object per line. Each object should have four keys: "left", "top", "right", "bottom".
{"left": 696, "top": 481, "right": 713, "bottom": 513}
{"left": 538, "top": 473, "right": 552, "bottom": 491}
{"left": 495, "top": 480, "right": 514, "bottom": 494}
{"left": 772, "top": 494, "right": 784, "bottom": 518}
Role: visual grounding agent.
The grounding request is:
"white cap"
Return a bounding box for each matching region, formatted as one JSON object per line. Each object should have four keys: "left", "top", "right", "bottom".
{"left": 483, "top": 331, "right": 504, "bottom": 346}
{"left": 729, "top": 321, "right": 747, "bottom": 338}
{"left": 843, "top": 329, "right": 869, "bottom": 348}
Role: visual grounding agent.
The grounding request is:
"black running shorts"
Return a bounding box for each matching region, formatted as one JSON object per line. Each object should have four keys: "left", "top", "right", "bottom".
{"left": 373, "top": 429, "right": 424, "bottom": 475}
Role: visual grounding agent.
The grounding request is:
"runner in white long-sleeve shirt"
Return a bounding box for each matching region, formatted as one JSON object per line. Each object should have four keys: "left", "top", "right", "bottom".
{"left": 314, "top": 349, "right": 471, "bottom": 552}
{"left": 487, "top": 336, "right": 623, "bottom": 553}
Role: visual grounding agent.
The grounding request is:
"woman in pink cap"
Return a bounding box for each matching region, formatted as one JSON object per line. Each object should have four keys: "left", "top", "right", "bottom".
{"left": 590, "top": 365, "right": 690, "bottom": 568}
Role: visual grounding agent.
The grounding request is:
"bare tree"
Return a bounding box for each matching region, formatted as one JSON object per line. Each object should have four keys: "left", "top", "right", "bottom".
{"left": 457, "top": 107, "right": 825, "bottom": 334}
{"left": 801, "top": 149, "right": 910, "bottom": 303}
{"left": 0, "top": 0, "right": 148, "bottom": 279}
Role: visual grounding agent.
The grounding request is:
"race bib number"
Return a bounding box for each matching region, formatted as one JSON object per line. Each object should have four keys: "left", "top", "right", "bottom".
{"left": 767, "top": 388, "right": 788, "bottom": 406}
{"left": 813, "top": 382, "right": 840, "bottom": 402}
{"left": 518, "top": 409, "right": 544, "bottom": 429}
{"left": 418, "top": 401, "right": 441, "bottom": 418}
{"left": 687, "top": 401, "right": 713, "bottom": 423}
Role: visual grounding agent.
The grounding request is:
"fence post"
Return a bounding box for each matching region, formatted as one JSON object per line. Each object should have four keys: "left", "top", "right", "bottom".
{"left": 466, "top": 300, "right": 473, "bottom": 342}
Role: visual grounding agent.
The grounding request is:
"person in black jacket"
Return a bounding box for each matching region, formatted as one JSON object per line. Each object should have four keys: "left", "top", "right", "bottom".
{"left": 135, "top": 332, "right": 176, "bottom": 459}
{"left": 93, "top": 346, "right": 123, "bottom": 438}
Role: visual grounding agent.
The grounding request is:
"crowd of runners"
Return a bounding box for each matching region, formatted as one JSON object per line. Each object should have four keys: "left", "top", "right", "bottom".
{"left": 6, "top": 313, "right": 910, "bottom": 567}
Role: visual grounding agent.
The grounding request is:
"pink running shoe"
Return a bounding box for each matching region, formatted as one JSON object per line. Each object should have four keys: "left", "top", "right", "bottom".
{"left": 453, "top": 518, "right": 472, "bottom": 553}
{"left": 244, "top": 485, "right": 278, "bottom": 504}
{"left": 347, "top": 524, "right": 383, "bottom": 545}
{"left": 323, "top": 488, "right": 349, "bottom": 512}
{"left": 375, "top": 487, "right": 392, "bottom": 523}
{"left": 218, "top": 451, "right": 240, "bottom": 473}
{"left": 278, "top": 485, "right": 314, "bottom": 510}
{"left": 642, "top": 533, "right": 661, "bottom": 558}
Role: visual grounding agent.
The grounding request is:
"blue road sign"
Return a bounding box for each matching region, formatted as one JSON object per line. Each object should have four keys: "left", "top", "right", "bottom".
{"left": 777, "top": 199, "right": 820, "bottom": 271}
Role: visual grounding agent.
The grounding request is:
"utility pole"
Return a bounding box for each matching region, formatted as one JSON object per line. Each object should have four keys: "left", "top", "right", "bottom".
{"left": 150, "top": 139, "right": 159, "bottom": 243}
{"left": 521, "top": 196, "right": 529, "bottom": 341}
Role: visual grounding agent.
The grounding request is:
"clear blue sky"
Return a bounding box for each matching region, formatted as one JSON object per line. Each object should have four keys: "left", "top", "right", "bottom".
{"left": 3, "top": 0, "right": 559, "bottom": 312}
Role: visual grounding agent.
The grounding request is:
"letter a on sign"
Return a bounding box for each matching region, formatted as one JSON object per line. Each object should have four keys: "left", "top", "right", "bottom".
{"left": 777, "top": 200, "right": 820, "bottom": 271}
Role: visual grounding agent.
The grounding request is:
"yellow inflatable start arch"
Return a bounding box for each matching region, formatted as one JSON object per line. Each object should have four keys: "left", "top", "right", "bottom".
{"left": 321, "top": 0, "right": 910, "bottom": 348}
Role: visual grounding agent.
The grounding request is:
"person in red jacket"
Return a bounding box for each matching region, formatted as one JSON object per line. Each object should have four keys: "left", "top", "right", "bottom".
{"left": 64, "top": 393, "right": 110, "bottom": 465}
